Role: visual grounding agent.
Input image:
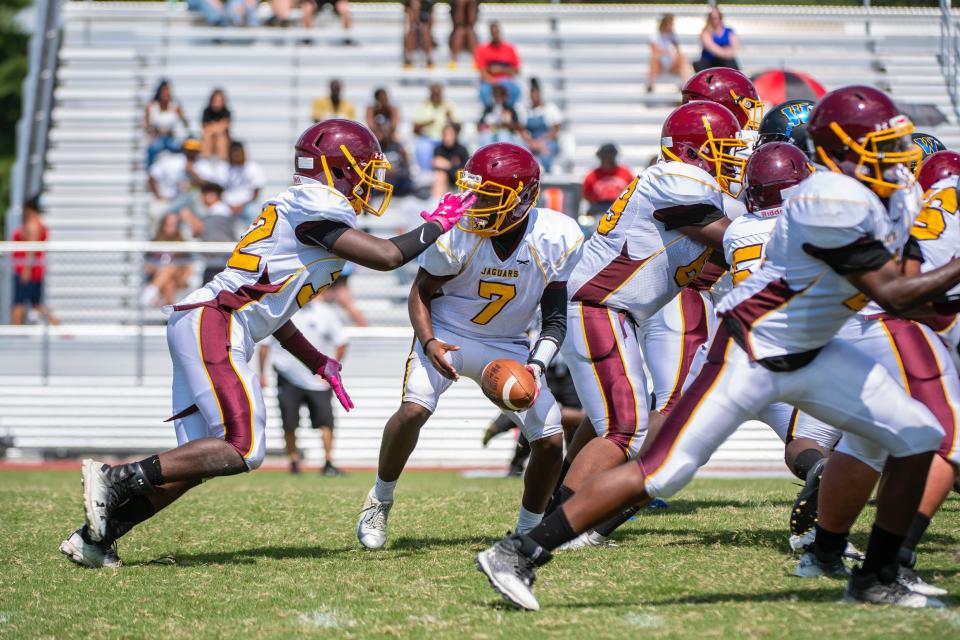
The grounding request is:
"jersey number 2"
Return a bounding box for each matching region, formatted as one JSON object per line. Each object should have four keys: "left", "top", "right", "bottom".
{"left": 471, "top": 281, "right": 517, "bottom": 325}
{"left": 227, "top": 205, "right": 279, "bottom": 272}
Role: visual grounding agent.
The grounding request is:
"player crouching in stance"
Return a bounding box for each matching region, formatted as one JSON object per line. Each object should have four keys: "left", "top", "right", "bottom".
{"left": 59, "top": 119, "right": 475, "bottom": 568}
{"left": 477, "top": 86, "right": 960, "bottom": 610}
{"left": 356, "top": 143, "right": 584, "bottom": 549}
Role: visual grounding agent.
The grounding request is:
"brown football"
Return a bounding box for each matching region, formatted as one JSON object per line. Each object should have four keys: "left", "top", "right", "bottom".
{"left": 480, "top": 359, "right": 537, "bottom": 412}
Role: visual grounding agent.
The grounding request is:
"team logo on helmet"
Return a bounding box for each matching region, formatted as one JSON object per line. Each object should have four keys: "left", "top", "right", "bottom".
{"left": 781, "top": 102, "right": 812, "bottom": 138}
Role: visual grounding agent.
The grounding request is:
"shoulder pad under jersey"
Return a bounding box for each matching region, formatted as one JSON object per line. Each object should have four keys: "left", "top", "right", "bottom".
{"left": 290, "top": 184, "right": 358, "bottom": 227}
{"left": 645, "top": 161, "right": 725, "bottom": 210}
{"left": 784, "top": 172, "right": 878, "bottom": 229}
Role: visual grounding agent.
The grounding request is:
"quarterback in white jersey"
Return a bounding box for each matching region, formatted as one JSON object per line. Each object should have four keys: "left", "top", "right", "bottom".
{"left": 61, "top": 120, "right": 475, "bottom": 568}
{"left": 356, "top": 144, "right": 584, "bottom": 550}
{"left": 542, "top": 101, "right": 746, "bottom": 547}
{"left": 478, "top": 87, "right": 960, "bottom": 611}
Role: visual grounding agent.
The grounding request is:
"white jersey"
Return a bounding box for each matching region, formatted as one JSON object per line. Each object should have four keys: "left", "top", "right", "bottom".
{"left": 568, "top": 161, "right": 727, "bottom": 321}
{"left": 174, "top": 176, "right": 353, "bottom": 343}
{"left": 419, "top": 207, "right": 584, "bottom": 341}
{"left": 723, "top": 205, "right": 783, "bottom": 287}
{"left": 912, "top": 176, "right": 960, "bottom": 347}
{"left": 718, "top": 171, "right": 915, "bottom": 360}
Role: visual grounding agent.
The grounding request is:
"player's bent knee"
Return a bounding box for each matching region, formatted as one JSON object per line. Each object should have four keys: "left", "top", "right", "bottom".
{"left": 243, "top": 446, "right": 266, "bottom": 471}
{"left": 398, "top": 400, "right": 433, "bottom": 425}
{"left": 530, "top": 432, "right": 564, "bottom": 455}
{"left": 645, "top": 455, "right": 699, "bottom": 498}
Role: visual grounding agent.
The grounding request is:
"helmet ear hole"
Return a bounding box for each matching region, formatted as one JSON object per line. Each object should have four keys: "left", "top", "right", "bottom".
{"left": 332, "top": 167, "right": 345, "bottom": 179}
{"left": 686, "top": 148, "right": 698, "bottom": 160}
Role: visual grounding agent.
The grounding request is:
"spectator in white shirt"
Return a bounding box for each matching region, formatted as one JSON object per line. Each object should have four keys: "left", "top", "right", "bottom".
{"left": 222, "top": 141, "right": 267, "bottom": 225}
{"left": 259, "top": 288, "right": 349, "bottom": 475}
{"left": 148, "top": 138, "right": 203, "bottom": 228}
{"left": 647, "top": 13, "right": 692, "bottom": 93}
{"left": 517, "top": 78, "right": 563, "bottom": 173}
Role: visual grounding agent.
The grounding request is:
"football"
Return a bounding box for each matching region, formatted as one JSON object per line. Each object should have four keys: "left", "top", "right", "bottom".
{"left": 480, "top": 359, "right": 538, "bottom": 412}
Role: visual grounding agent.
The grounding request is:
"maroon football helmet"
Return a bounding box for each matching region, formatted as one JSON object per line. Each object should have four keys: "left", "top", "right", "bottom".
{"left": 807, "top": 85, "right": 920, "bottom": 197}
{"left": 455, "top": 143, "right": 541, "bottom": 237}
{"left": 294, "top": 119, "right": 393, "bottom": 216}
{"left": 743, "top": 142, "right": 813, "bottom": 212}
{"left": 681, "top": 68, "right": 763, "bottom": 130}
{"left": 661, "top": 100, "right": 747, "bottom": 197}
{"left": 917, "top": 150, "right": 960, "bottom": 192}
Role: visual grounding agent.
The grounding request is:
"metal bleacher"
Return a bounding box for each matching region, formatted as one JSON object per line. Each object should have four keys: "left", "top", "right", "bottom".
{"left": 44, "top": 2, "right": 959, "bottom": 326}
{"left": 4, "top": 2, "right": 957, "bottom": 468}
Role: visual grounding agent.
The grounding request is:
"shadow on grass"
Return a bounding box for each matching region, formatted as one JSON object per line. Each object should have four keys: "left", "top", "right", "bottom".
{"left": 644, "top": 497, "right": 795, "bottom": 514}
{"left": 614, "top": 525, "right": 791, "bottom": 551}
{"left": 131, "top": 544, "right": 357, "bottom": 567}
{"left": 550, "top": 586, "right": 854, "bottom": 608}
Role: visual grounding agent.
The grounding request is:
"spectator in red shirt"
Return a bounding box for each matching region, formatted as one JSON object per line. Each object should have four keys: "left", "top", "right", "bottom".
{"left": 474, "top": 21, "right": 521, "bottom": 108}
{"left": 11, "top": 197, "right": 58, "bottom": 326}
{"left": 581, "top": 143, "right": 635, "bottom": 216}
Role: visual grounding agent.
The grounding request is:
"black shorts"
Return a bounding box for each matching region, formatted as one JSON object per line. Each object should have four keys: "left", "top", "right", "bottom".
{"left": 312, "top": 0, "right": 342, "bottom": 12}
{"left": 13, "top": 278, "right": 43, "bottom": 306}
{"left": 546, "top": 366, "right": 582, "bottom": 409}
{"left": 276, "top": 371, "right": 335, "bottom": 432}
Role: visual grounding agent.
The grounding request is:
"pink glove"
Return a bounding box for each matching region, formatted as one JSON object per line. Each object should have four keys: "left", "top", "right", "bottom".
{"left": 420, "top": 192, "right": 477, "bottom": 232}
{"left": 524, "top": 363, "right": 543, "bottom": 405}
{"left": 318, "top": 355, "right": 354, "bottom": 412}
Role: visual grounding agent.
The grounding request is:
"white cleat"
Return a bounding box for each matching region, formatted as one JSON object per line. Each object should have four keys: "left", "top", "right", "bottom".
{"left": 356, "top": 489, "right": 393, "bottom": 550}
{"left": 59, "top": 528, "right": 122, "bottom": 569}
{"left": 788, "top": 530, "right": 863, "bottom": 561}
{"left": 794, "top": 550, "right": 849, "bottom": 578}
{"left": 81, "top": 458, "right": 113, "bottom": 542}
{"left": 898, "top": 566, "right": 948, "bottom": 597}
{"left": 476, "top": 535, "right": 548, "bottom": 611}
{"left": 844, "top": 568, "right": 944, "bottom": 608}
{"left": 556, "top": 530, "right": 617, "bottom": 552}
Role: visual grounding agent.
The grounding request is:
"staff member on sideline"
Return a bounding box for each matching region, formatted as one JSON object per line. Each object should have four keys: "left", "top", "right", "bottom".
{"left": 260, "top": 288, "right": 349, "bottom": 475}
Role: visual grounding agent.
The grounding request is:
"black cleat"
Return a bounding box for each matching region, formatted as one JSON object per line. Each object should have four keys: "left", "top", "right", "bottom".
{"left": 844, "top": 567, "right": 944, "bottom": 608}
{"left": 790, "top": 457, "right": 825, "bottom": 536}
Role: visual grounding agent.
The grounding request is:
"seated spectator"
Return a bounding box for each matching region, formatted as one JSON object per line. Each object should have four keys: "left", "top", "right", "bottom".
{"left": 366, "top": 88, "right": 401, "bottom": 144}
{"left": 141, "top": 212, "right": 193, "bottom": 308}
{"left": 582, "top": 143, "right": 634, "bottom": 216}
{"left": 223, "top": 141, "right": 267, "bottom": 225}
{"left": 312, "top": 79, "right": 357, "bottom": 122}
{"left": 148, "top": 138, "right": 203, "bottom": 228}
{"left": 448, "top": 0, "right": 478, "bottom": 69}
{"left": 647, "top": 13, "right": 692, "bottom": 92}
{"left": 227, "top": 0, "right": 258, "bottom": 26}
{"left": 412, "top": 83, "right": 460, "bottom": 171}
{"left": 431, "top": 124, "right": 469, "bottom": 200}
{"left": 517, "top": 78, "right": 562, "bottom": 173}
{"left": 375, "top": 124, "right": 414, "bottom": 198}
{"left": 180, "top": 182, "right": 240, "bottom": 282}
{"left": 287, "top": 0, "right": 354, "bottom": 44}
{"left": 144, "top": 79, "right": 189, "bottom": 168}
{"left": 695, "top": 7, "right": 739, "bottom": 71}
{"left": 186, "top": 0, "right": 228, "bottom": 26}
{"left": 10, "top": 196, "right": 58, "bottom": 326}
{"left": 403, "top": 0, "right": 436, "bottom": 68}
{"left": 477, "top": 84, "right": 520, "bottom": 146}
{"left": 201, "top": 89, "right": 231, "bottom": 161}
{"left": 475, "top": 21, "right": 521, "bottom": 108}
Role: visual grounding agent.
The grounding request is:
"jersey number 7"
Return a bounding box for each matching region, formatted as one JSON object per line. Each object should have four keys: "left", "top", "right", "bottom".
{"left": 471, "top": 280, "right": 517, "bottom": 325}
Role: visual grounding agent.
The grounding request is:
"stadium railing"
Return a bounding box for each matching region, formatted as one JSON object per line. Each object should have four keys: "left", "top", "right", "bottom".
{"left": 940, "top": 0, "right": 960, "bottom": 123}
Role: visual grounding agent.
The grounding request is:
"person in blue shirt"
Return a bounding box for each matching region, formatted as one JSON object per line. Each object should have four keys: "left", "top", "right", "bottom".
{"left": 695, "top": 7, "right": 740, "bottom": 71}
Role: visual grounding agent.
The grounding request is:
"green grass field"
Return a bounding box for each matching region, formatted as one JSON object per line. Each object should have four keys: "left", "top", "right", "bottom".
{"left": 2, "top": 469, "right": 960, "bottom": 639}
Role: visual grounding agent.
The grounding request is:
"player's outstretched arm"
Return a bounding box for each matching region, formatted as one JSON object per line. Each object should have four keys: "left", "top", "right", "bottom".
{"left": 408, "top": 268, "right": 460, "bottom": 380}
{"left": 846, "top": 257, "right": 960, "bottom": 315}
{"left": 323, "top": 193, "right": 474, "bottom": 271}
{"left": 271, "top": 320, "right": 354, "bottom": 410}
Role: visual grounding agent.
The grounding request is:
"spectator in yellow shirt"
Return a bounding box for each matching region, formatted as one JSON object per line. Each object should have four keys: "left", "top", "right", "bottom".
{"left": 311, "top": 79, "right": 357, "bottom": 122}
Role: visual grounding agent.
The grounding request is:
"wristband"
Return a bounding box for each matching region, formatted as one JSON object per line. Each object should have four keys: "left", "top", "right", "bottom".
{"left": 422, "top": 337, "right": 437, "bottom": 350}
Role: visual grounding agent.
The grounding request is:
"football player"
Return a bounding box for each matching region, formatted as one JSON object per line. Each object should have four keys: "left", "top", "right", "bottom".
{"left": 756, "top": 99, "right": 815, "bottom": 156}
{"left": 58, "top": 120, "right": 475, "bottom": 568}
{"left": 477, "top": 86, "right": 960, "bottom": 610}
{"left": 542, "top": 100, "right": 746, "bottom": 549}
{"left": 355, "top": 143, "right": 584, "bottom": 549}
{"left": 681, "top": 67, "right": 764, "bottom": 134}
{"left": 788, "top": 150, "right": 960, "bottom": 597}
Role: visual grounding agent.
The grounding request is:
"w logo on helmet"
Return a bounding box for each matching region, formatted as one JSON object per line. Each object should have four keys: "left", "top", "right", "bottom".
{"left": 914, "top": 136, "right": 940, "bottom": 156}
{"left": 781, "top": 102, "right": 811, "bottom": 137}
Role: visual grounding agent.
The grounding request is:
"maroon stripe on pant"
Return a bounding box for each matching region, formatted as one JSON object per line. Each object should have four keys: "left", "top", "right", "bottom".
{"left": 639, "top": 325, "right": 731, "bottom": 476}
{"left": 662, "top": 289, "right": 711, "bottom": 416}
{"left": 198, "top": 307, "right": 254, "bottom": 457}
{"left": 784, "top": 407, "right": 800, "bottom": 445}
{"left": 881, "top": 317, "right": 957, "bottom": 459}
{"left": 688, "top": 261, "right": 726, "bottom": 292}
{"left": 581, "top": 304, "right": 638, "bottom": 451}
{"left": 718, "top": 278, "right": 799, "bottom": 359}
{"left": 572, "top": 244, "right": 650, "bottom": 305}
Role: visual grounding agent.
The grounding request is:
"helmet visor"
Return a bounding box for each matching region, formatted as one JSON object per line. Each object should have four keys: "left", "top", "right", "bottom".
{"left": 454, "top": 170, "right": 522, "bottom": 236}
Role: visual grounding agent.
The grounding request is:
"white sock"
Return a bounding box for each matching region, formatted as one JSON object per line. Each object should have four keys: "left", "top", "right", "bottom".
{"left": 374, "top": 476, "right": 397, "bottom": 502}
{"left": 516, "top": 506, "right": 543, "bottom": 534}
